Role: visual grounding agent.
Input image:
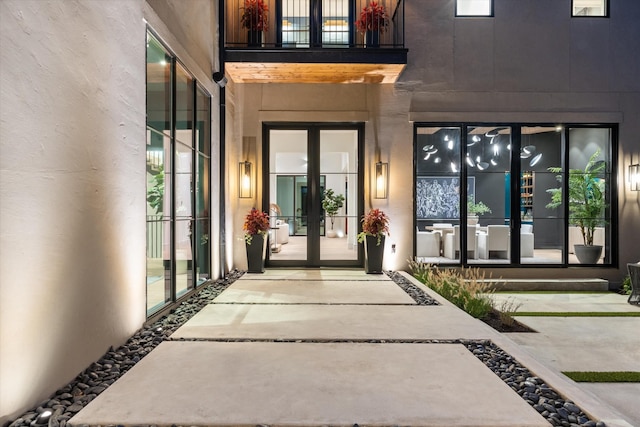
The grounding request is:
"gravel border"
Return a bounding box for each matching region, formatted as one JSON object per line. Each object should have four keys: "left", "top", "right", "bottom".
{"left": 7, "top": 270, "right": 604, "bottom": 427}
{"left": 385, "top": 270, "right": 439, "bottom": 305}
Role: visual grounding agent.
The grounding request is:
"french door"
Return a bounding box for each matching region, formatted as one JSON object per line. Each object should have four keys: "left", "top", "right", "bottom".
{"left": 277, "top": 0, "right": 354, "bottom": 48}
{"left": 264, "top": 124, "right": 363, "bottom": 267}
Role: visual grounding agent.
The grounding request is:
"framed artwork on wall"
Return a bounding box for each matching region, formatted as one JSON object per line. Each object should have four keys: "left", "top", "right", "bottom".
{"left": 416, "top": 176, "right": 475, "bottom": 220}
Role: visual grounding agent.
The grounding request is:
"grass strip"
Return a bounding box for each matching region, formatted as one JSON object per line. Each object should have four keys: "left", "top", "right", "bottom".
{"left": 494, "top": 290, "right": 611, "bottom": 294}
{"left": 562, "top": 371, "right": 640, "bottom": 382}
{"left": 514, "top": 311, "right": 640, "bottom": 317}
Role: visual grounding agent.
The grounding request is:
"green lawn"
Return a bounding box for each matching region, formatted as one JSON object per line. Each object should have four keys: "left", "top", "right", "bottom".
{"left": 562, "top": 371, "right": 640, "bottom": 382}
{"left": 514, "top": 311, "right": 640, "bottom": 317}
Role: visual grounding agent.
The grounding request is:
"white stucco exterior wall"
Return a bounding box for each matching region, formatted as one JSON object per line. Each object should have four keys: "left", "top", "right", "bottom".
{"left": 0, "top": 0, "right": 147, "bottom": 421}
{"left": 1, "top": 0, "right": 220, "bottom": 421}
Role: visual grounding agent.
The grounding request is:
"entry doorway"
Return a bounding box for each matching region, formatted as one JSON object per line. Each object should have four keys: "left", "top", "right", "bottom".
{"left": 264, "top": 124, "right": 363, "bottom": 267}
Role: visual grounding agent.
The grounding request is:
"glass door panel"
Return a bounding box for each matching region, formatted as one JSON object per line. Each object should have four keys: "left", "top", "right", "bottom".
{"left": 320, "top": 129, "right": 358, "bottom": 261}
{"left": 415, "top": 126, "right": 462, "bottom": 263}
{"left": 269, "top": 129, "right": 308, "bottom": 261}
{"left": 520, "top": 126, "right": 563, "bottom": 264}
{"left": 281, "top": 0, "right": 311, "bottom": 47}
{"left": 146, "top": 129, "right": 171, "bottom": 313}
{"left": 566, "top": 127, "right": 611, "bottom": 265}
{"left": 466, "top": 126, "right": 512, "bottom": 265}
{"left": 175, "top": 140, "right": 193, "bottom": 296}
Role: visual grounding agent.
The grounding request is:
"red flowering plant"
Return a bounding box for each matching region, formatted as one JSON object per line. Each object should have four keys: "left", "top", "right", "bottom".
{"left": 241, "top": 0, "right": 269, "bottom": 31}
{"left": 243, "top": 208, "right": 270, "bottom": 245}
{"left": 355, "top": 1, "right": 389, "bottom": 34}
{"left": 357, "top": 208, "right": 390, "bottom": 246}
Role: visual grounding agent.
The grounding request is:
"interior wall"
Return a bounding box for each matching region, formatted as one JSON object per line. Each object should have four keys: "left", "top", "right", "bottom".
{"left": 0, "top": 0, "right": 220, "bottom": 422}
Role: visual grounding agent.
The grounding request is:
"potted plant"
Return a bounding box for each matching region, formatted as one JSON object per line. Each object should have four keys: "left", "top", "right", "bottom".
{"left": 240, "top": 0, "right": 269, "bottom": 47}
{"left": 243, "top": 207, "right": 270, "bottom": 272}
{"left": 321, "top": 189, "right": 345, "bottom": 238}
{"left": 467, "top": 196, "right": 492, "bottom": 225}
{"left": 355, "top": 1, "right": 389, "bottom": 48}
{"left": 357, "top": 208, "right": 390, "bottom": 274}
{"left": 546, "top": 150, "right": 607, "bottom": 264}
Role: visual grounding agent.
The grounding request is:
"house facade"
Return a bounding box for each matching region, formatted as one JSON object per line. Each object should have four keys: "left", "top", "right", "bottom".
{"left": 1, "top": 0, "right": 639, "bottom": 422}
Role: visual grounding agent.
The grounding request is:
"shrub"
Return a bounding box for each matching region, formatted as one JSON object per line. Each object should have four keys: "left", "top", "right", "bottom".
{"left": 409, "top": 260, "right": 495, "bottom": 319}
{"left": 621, "top": 275, "right": 632, "bottom": 295}
{"left": 497, "top": 297, "right": 523, "bottom": 327}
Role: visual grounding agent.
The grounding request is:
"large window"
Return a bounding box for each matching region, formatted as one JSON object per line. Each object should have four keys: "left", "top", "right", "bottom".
{"left": 572, "top": 0, "right": 608, "bottom": 17}
{"left": 456, "top": 0, "right": 493, "bottom": 17}
{"left": 146, "top": 30, "right": 212, "bottom": 316}
{"left": 414, "top": 123, "right": 616, "bottom": 267}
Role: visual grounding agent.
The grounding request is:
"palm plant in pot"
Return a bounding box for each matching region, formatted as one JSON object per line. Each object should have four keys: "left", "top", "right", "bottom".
{"left": 355, "top": 1, "right": 389, "bottom": 47}
{"left": 241, "top": 0, "right": 269, "bottom": 47}
{"left": 321, "top": 189, "right": 345, "bottom": 238}
{"left": 243, "top": 207, "right": 270, "bottom": 272}
{"left": 546, "top": 150, "right": 607, "bottom": 264}
{"left": 357, "top": 208, "right": 390, "bottom": 274}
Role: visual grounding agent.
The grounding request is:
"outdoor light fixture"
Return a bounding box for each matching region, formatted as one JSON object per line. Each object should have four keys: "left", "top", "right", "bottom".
{"left": 31, "top": 410, "right": 53, "bottom": 427}
{"left": 630, "top": 163, "right": 640, "bottom": 191}
{"left": 213, "top": 71, "right": 228, "bottom": 88}
{"left": 239, "top": 161, "right": 253, "bottom": 198}
{"left": 375, "top": 161, "right": 389, "bottom": 199}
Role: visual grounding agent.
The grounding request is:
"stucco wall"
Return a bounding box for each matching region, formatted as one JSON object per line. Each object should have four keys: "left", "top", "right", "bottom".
{"left": 0, "top": 0, "right": 146, "bottom": 421}
{"left": 0, "top": 0, "right": 220, "bottom": 422}
{"left": 227, "top": 0, "right": 640, "bottom": 281}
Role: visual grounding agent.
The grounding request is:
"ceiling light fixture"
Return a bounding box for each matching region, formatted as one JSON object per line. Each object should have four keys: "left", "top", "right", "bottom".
{"left": 529, "top": 153, "right": 543, "bottom": 167}
{"left": 466, "top": 155, "right": 475, "bottom": 167}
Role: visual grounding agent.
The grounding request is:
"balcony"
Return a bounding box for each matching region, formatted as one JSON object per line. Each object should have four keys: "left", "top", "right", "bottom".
{"left": 224, "top": 0, "right": 407, "bottom": 83}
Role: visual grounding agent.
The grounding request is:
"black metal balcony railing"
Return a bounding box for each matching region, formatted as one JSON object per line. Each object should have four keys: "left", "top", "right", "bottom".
{"left": 225, "top": 0, "right": 404, "bottom": 49}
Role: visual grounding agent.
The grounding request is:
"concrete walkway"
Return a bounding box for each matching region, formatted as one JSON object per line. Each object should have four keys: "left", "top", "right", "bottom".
{"left": 71, "top": 270, "right": 636, "bottom": 427}
{"left": 492, "top": 292, "right": 640, "bottom": 426}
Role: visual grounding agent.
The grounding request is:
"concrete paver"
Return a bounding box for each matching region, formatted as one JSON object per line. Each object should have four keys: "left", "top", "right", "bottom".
{"left": 171, "top": 303, "right": 494, "bottom": 340}
{"left": 70, "top": 272, "right": 637, "bottom": 427}
{"left": 506, "top": 317, "right": 640, "bottom": 372}
{"left": 493, "top": 292, "right": 640, "bottom": 426}
{"left": 492, "top": 292, "right": 640, "bottom": 313}
{"left": 214, "top": 278, "right": 415, "bottom": 304}
{"left": 580, "top": 383, "right": 640, "bottom": 427}
{"left": 70, "top": 341, "right": 548, "bottom": 427}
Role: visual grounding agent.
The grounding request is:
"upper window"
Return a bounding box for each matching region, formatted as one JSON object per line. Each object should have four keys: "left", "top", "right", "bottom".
{"left": 572, "top": 0, "right": 608, "bottom": 17}
{"left": 456, "top": 0, "right": 493, "bottom": 17}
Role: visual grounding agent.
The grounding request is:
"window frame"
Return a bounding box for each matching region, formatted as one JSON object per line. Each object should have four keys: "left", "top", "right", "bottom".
{"left": 145, "top": 28, "right": 212, "bottom": 318}
{"left": 455, "top": 0, "right": 494, "bottom": 18}
{"left": 571, "top": 0, "right": 609, "bottom": 18}
{"left": 413, "top": 122, "right": 618, "bottom": 268}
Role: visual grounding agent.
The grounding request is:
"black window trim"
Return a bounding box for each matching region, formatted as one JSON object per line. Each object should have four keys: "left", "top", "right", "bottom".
{"left": 413, "top": 122, "right": 618, "bottom": 269}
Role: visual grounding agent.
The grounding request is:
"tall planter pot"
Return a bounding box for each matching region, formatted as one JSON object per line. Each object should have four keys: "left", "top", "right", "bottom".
{"left": 574, "top": 244, "right": 603, "bottom": 264}
{"left": 246, "top": 233, "right": 268, "bottom": 273}
{"left": 247, "top": 30, "right": 262, "bottom": 47}
{"left": 365, "top": 30, "right": 380, "bottom": 48}
{"left": 364, "top": 235, "right": 385, "bottom": 274}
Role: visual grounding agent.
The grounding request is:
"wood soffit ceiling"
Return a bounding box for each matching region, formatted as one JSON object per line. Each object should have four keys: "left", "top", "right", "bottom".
{"left": 225, "top": 62, "right": 406, "bottom": 84}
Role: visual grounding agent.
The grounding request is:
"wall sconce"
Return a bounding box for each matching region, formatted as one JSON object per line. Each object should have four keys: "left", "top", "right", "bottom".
{"left": 374, "top": 161, "right": 389, "bottom": 199}
{"left": 630, "top": 163, "right": 640, "bottom": 191}
{"left": 239, "top": 161, "right": 253, "bottom": 198}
